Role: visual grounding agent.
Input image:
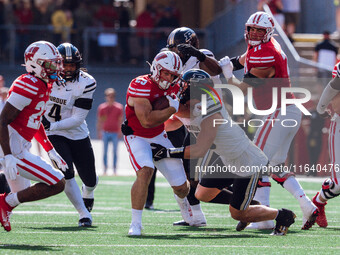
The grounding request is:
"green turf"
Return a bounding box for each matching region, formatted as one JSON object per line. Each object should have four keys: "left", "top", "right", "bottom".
{"left": 0, "top": 176, "right": 339, "bottom": 254}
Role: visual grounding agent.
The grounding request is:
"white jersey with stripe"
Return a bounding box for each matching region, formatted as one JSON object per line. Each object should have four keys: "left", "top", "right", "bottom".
{"left": 45, "top": 70, "right": 96, "bottom": 140}
{"left": 176, "top": 96, "right": 250, "bottom": 160}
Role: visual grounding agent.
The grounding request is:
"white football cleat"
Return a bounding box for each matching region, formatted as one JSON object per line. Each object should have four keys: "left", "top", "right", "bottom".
{"left": 246, "top": 220, "right": 275, "bottom": 230}
{"left": 300, "top": 199, "right": 318, "bottom": 230}
{"left": 128, "top": 222, "right": 143, "bottom": 236}
{"left": 174, "top": 195, "right": 193, "bottom": 224}
{"left": 190, "top": 211, "right": 207, "bottom": 227}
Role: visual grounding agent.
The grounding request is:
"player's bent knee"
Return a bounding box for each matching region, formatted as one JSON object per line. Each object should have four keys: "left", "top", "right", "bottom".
{"left": 136, "top": 167, "right": 154, "bottom": 183}
{"left": 195, "top": 186, "right": 220, "bottom": 202}
{"left": 53, "top": 178, "right": 66, "bottom": 194}
{"left": 271, "top": 171, "right": 295, "bottom": 187}
{"left": 229, "top": 205, "right": 244, "bottom": 221}
{"left": 172, "top": 181, "right": 190, "bottom": 198}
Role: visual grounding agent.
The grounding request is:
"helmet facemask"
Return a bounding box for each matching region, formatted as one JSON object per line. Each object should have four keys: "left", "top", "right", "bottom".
{"left": 244, "top": 12, "right": 274, "bottom": 46}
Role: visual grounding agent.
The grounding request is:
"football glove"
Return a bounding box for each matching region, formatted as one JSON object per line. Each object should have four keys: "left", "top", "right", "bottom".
{"left": 48, "top": 148, "right": 68, "bottom": 172}
{"left": 177, "top": 44, "right": 206, "bottom": 62}
{"left": 121, "top": 120, "right": 134, "bottom": 136}
{"left": 150, "top": 143, "right": 185, "bottom": 161}
{"left": 3, "top": 154, "right": 20, "bottom": 180}
{"left": 41, "top": 115, "right": 51, "bottom": 131}
{"left": 219, "top": 56, "right": 234, "bottom": 79}
{"left": 166, "top": 95, "right": 180, "bottom": 113}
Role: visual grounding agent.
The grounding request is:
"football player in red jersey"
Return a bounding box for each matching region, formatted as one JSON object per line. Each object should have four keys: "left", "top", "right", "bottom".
{"left": 312, "top": 61, "right": 340, "bottom": 228}
{"left": 0, "top": 41, "right": 68, "bottom": 232}
{"left": 122, "top": 51, "right": 190, "bottom": 235}
{"left": 219, "top": 11, "right": 318, "bottom": 230}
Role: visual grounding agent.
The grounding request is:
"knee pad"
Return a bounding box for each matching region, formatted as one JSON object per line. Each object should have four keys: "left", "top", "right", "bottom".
{"left": 257, "top": 178, "right": 271, "bottom": 188}
{"left": 270, "top": 164, "right": 295, "bottom": 186}
{"left": 321, "top": 178, "right": 340, "bottom": 199}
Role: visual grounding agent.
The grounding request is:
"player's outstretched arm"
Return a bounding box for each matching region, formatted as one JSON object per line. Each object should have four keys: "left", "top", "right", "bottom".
{"left": 0, "top": 102, "right": 20, "bottom": 155}
{"left": 317, "top": 76, "right": 340, "bottom": 117}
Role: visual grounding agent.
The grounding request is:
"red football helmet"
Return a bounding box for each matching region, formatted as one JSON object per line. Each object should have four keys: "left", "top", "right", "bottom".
{"left": 150, "top": 51, "right": 183, "bottom": 90}
{"left": 245, "top": 11, "right": 275, "bottom": 46}
{"left": 24, "top": 41, "right": 63, "bottom": 83}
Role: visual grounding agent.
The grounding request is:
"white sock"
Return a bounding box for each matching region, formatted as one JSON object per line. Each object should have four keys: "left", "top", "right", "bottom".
{"left": 131, "top": 208, "right": 143, "bottom": 225}
{"left": 253, "top": 186, "right": 270, "bottom": 207}
{"left": 65, "top": 178, "right": 91, "bottom": 219}
{"left": 283, "top": 176, "right": 306, "bottom": 200}
{"left": 174, "top": 194, "right": 185, "bottom": 203}
{"left": 191, "top": 204, "right": 202, "bottom": 213}
{"left": 5, "top": 193, "right": 20, "bottom": 208}
{"left": 82, "top": 176, "right": 98, "bottom": 199}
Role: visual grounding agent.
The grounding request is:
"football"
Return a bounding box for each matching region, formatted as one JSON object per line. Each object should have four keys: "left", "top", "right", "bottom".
{"left": 152, "top": 96, "right": 169, "bottom": 110}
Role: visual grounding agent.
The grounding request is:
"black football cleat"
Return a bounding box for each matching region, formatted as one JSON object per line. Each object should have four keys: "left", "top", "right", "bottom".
{"left": 83, "top": 198, "right": 94, "bottom": 212}
{"left": 78, "top": 217, "right": 92, "bottom": 227}
{"left": 271, "top": 208, "right": 296, "bottom": 236}
{"left": 173, "top": 220, "right": 190, "bottom": 226}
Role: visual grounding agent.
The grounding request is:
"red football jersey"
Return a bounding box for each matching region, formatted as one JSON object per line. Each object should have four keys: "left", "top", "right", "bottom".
{"left": 332, "top": 61, "right": 340, "bottom": 78}
{"left": 245, "top": 37, "right": 295, "bottom": 110}
{"left": 8, "top": 73, "right": 52, "bottom": 141}
{"left": 125, "top": 74, "right": 178, "bottom": 138}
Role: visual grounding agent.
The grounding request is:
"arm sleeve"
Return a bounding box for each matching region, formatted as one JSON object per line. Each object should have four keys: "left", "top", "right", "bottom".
{"left": 49, "top": 107, "right": 89, "bottom": 131}
{"left": 34, "top": 124, "right": 53, "bottom": 152}
{"left": 316, "top": 81, "right": 340, "bottom": 114}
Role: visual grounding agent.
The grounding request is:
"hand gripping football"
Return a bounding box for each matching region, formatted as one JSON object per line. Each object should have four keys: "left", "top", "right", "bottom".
{"left": 152, "top": 96, "right": 169, "bottom": 110}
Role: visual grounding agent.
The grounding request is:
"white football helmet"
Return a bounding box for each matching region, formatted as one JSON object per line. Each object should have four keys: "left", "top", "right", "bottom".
{"left": 24, "top": 41, "right": 63, "bottom": 83}
{"left": 245, "top": 11, "right": 274, "bottom": 46}
{"left": 150, "top": 51, "right": 182, "bottom": 90}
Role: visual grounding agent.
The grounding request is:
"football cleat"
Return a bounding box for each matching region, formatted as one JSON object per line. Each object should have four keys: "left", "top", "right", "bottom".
{"left": 300, "top": 198, "right": 318, "bottom": 230}
{"left": 174, "top": 195, "right": 193, "bottom": 224}
{"left": 78, "top": 217, "right": 92, "bottom": 227}
{"left": 301, "top": 208, "right": 319, "bottom": 230}
{"left": 236, "top": 221, "right": 249, "bottom": 231}
{"left": 144, "top": 201, "right": 154, "bottom": 210}
{"left": 246, "top": 220, "right": 275, "bottom": 230}
{"left": 190, "top": 211, "right": 207, "bottom": 227}
{"left": 173, "top": 220, "right": 190, "bottom": 226}
{"left": 128, "top": 222, "right": 143, "bottom": 236}
{"left": 271, "top": 208, "right": 296, "bottom": 236}
{"left": 83, "top": 198, "right": 94, "bottom": 212}
{"left": 312, "top": 192, "right": 328, "bottom": 228}
{"left": 0, "top": 193, "right": 14, "bottom": 232}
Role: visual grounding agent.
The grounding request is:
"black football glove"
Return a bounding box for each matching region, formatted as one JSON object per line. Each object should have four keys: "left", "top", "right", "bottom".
{"left": 41, "top": 115, "right": 51, "bottom": 130}
{"left": 121, "top": 120, "right": 134, "bottom": 136}
{"left": 150, "top": 143, "right": 185, "bottom": 161}
{"left": 177, "top": 44, "right": 206, "bottom": 62}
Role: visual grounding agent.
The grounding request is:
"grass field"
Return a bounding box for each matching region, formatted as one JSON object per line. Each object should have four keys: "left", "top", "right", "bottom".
{"left": 0, "top": 176, "right": 339, "bottom": 254}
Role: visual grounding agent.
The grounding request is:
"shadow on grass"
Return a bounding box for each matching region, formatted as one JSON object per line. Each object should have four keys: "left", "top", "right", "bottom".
{"left": 128, "top": 233, "right": 264, "bottom": 240}
{"left": 0, "top": 244, "right": 60, "bottom": 252}
{"left": 25, "top": 226, "right": 98, "bottom": 231}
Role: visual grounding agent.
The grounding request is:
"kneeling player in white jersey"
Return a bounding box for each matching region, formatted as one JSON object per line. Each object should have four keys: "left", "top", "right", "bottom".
{"left": 41, "top": 43, "right": 98, "bottom": 227}
{"left": 151, "top": 69, "right": 296, "bottom": 235}
{"left": 0, "top": 41, "right": 68, "bottom": 232}
{"left": 122, "top": 51, "right": 191, "bottom": 236}
{"left": 219, "top": 11, "right": 318, "bottom": 230}
{"left": 312, "top": 62, "right": 340, "bottom": 228}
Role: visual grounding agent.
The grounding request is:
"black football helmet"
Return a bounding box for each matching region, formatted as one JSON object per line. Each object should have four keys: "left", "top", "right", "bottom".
{"left": 167, "top": 27, "right": 199, "bottom": 63}
{"left": 57, "top": 43, "right": 82, "bottom": 81}
{"left": 180, "top": 69, "right": 213, "bottom": 104}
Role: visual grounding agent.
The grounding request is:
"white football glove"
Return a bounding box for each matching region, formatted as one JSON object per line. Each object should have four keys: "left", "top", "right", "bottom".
{"left": 3, "top": 154, "right": 20, "bottom": 180}
{"left": 166, "top": 95, "right": 180, "bottom": 113}
{"left": 219, "top": 56, "right": 234, "bottom": 79}
{"left": 48, "top": 148, "right": 68, "bottom": 172}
